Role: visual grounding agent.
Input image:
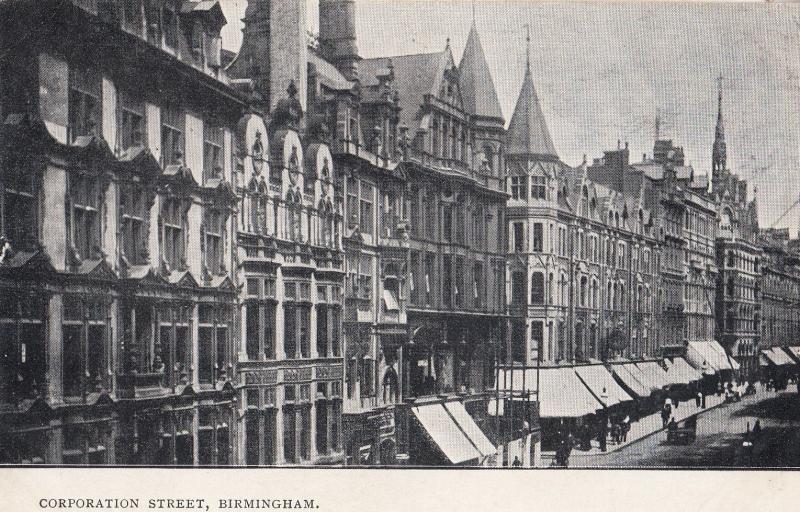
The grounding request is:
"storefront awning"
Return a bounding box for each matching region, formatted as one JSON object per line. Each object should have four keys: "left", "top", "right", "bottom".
{"left": 610, "top": 363, "right": 651, "bottom": 398}
{"left": 762, "top": 347, "right": 795, "bottom": 367}
{"left": 443, "top": 401, "right": 495, "bottom": 458}
{"left": 411, "top": 403, "right": 482, "bottom": 465}
{"left": 686, "top": 341, "right": 737, "bottom": 373}
{"left": 635, "top": 361, "right": 671, "bottom": 390}
{"left": 663, "top": 357, "right": 703, "bottom": 385}
{"left": 784, "top": 346, "right": 800, "bottom": 364}
{"left": 574, "top": 364, "right": 633, "bottom": 407}
{"left": 497, "top": 367, "right": 602, "bottom": 418}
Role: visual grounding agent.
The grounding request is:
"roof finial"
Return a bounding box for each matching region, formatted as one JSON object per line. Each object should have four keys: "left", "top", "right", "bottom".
{"left": 655, "top": 107, "right": 661, "bottom": 141}
{"left": 524, "top": 23, "right": 531, "bottom": 70}
{"left": 472, "top": 0, "right": 476, "bottom": 24}
{"left": 446, "top": 36, "right": 450, "bottom": 49}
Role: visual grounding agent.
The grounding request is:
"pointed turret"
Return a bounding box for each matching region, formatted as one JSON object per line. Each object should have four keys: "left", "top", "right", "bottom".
{"left": 712, "top": 75, "right": 727, "bottom": 185}
{"left": 506, "top": 29, "right": 558, "bottom": 160}
{"left": 458, "top": 23, "right": 504, "bottom": 121}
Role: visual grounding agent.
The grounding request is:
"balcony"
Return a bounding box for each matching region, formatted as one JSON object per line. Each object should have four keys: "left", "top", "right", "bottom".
{"left": 116, "top": 372, "right": 172, "bottom": 400}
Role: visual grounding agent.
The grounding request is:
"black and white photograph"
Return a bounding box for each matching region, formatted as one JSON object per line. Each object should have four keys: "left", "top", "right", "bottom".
{"left": 2, "top": 0, "right": 800, "bottom": 481}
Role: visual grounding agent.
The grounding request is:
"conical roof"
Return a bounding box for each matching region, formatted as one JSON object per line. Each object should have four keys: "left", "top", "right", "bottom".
{"left": 458, "top": 24, "right": 504, "bottom": 121}
{"left": 506, "top": 63, "right": 558, "bottom": 159}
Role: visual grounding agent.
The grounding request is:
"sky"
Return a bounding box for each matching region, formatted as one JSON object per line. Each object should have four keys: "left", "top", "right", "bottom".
{"left": 220, "top": 1, "right": 800, "bottom": 234}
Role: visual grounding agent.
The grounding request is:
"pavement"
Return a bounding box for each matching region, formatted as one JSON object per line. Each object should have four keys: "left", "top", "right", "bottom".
{"left": 541, "top": 386, "right": 772, "bottom": 466}
{"left": 566, "top": 387, "right": 798, "bottom": 468}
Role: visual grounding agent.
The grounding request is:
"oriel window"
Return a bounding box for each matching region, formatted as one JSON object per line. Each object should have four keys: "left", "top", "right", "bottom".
{"left": 198, "top": 305, "right": 230, "bottom": 385}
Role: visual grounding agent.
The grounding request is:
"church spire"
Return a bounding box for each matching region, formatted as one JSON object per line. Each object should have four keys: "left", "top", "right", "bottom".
{"left": 712, "top": 75, "right": 727, "bottom": 185}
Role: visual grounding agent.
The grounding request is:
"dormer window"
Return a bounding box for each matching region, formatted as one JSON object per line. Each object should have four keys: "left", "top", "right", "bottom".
{"left": 531, "top": 175, "right": 546, "bottom": 199}
{"left": 510, "top": 175, "right": 527, "bottom": 200}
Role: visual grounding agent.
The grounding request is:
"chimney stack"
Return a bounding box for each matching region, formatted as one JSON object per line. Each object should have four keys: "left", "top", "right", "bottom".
{"left": 318, "top": 0, "right": 360, "bottom": 81}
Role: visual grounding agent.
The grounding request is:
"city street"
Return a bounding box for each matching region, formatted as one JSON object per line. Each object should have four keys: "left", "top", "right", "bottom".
{"left": 572, "top": 389, "right": 800, "bottom": 468}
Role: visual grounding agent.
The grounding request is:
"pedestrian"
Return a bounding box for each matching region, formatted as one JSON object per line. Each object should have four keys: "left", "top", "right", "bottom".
{"left": 753, "top": 419, "right": 762, "bottom": 437}
{"left": 622, "top": 415, "right": 630, "bottom": 442}
{"left": 661, "top": 405, "right": 671, "bottom": 427}
{"left": 599, "top": 419, "right": 607, "bottom": 452}
{"left": 695, "top": 390, "right": 702, "bottom": 408}
{"left": 512, "top": 456, "right": 522, "bottom": 468}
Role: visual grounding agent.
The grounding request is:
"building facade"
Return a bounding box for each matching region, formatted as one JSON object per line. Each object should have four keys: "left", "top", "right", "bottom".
{"left": 759, "top": 229, "right": 800, "bottom": 356}
{"left": 0, "top": 0, "right": 244, "bottom": 464}
{"left": 710, "top": 84, "right": 762, "bottom": 380}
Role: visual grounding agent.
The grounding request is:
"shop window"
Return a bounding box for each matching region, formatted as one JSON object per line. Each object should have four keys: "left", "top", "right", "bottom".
{"left": 0, "top": 292, "right": 46, "bottom": 403}
{"left": 62, "top": 423, "right": 109, "bottom": 465}
{"left": 315, "top": 384, "right": 329, "bottom": 455}
{"left": 69, "top": 173, "right": 102, "bottom": 261}
{"left": 283, "top": 401, "right": 296, "bottom": 463}
{"left": 62, "top": 297, "right": 108, "bottom": 398}
{"left": 120, "top": 182, "right": 148, "bottom": 266}
{"left": 0, "top": 429, "right": 47, "bottom": 464}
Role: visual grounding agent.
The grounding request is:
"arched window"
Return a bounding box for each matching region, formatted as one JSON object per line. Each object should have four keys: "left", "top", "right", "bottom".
{"left": 382, "top": 367, "right": 399, "bottom": 404}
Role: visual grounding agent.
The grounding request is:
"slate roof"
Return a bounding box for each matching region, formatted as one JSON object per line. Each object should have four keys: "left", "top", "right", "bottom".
{"left": 360, "top": 51, "right": 449, "bottom": 139}
{"left": 458, "top": 24, "right": 503, "bottom": 121}
{"left": 506, "top": 63, "right": 558, "bottom": 159}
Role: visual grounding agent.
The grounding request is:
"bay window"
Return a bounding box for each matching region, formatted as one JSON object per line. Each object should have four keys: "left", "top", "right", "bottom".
{"left": 359, "top": 181, "right": 374, "bottom": 234}
{"left": 510, "top": 175, "right": 527, "bottom": 200}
